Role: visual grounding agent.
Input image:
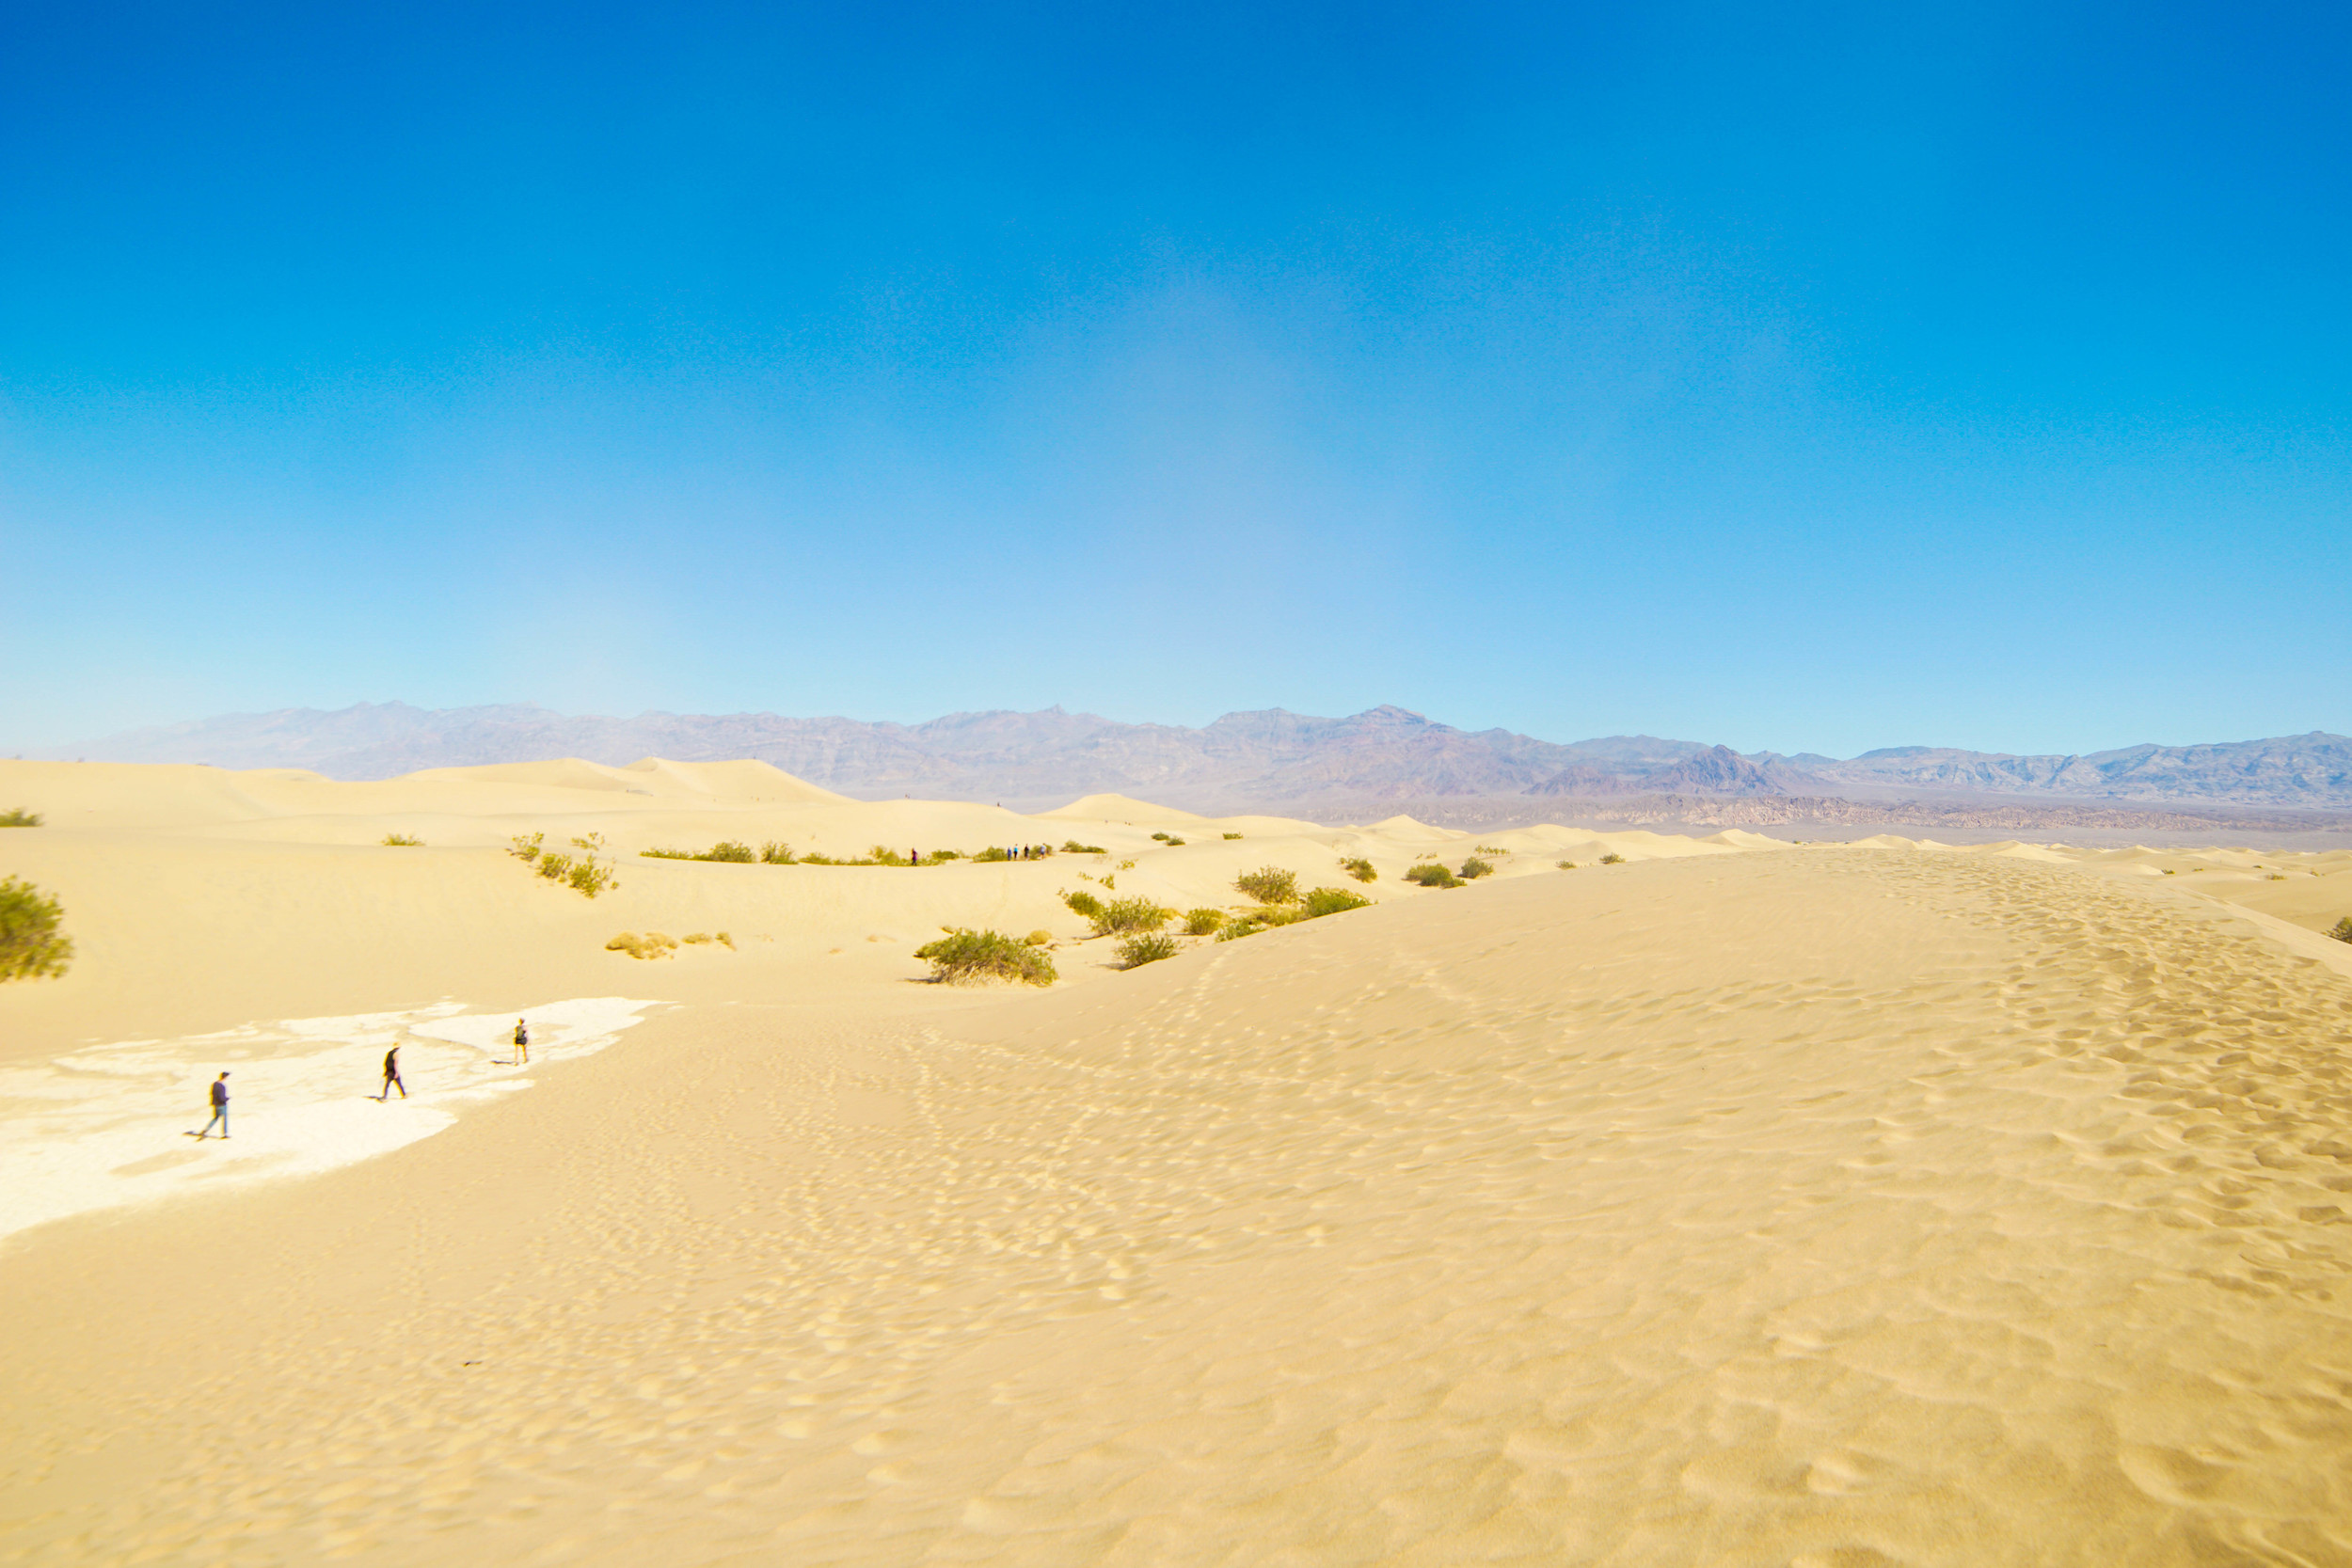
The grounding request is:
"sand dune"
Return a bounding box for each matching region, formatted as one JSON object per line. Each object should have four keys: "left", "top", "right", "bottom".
{"left": 4, "top": 760, "right": 2352, "bottom": 1563}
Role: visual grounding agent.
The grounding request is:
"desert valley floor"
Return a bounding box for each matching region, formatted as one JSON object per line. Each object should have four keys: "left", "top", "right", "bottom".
{"left": 4, "top": 759, "right": 2352, "bottom": 1565}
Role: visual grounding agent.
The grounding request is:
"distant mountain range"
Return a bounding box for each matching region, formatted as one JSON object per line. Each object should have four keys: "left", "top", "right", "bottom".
{"left": 32, "top": 702, "right": 2352, "bottom": 814}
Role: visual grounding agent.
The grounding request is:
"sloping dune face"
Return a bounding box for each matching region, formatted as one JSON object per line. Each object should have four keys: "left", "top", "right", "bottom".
{"left": 7, "top": 850, "right": 2352, "bottom": 1563}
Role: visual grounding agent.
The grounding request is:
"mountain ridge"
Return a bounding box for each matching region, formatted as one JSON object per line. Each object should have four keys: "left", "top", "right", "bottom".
{"left": 29, "top": 702, "right": 2352, "bottom": 811}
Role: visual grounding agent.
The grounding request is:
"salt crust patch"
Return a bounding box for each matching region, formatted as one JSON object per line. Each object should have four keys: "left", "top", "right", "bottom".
{"left": 0, "top": 997, "right": 660, "bottom": 1246}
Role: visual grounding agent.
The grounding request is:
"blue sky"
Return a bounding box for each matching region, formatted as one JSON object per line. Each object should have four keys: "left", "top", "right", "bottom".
{"left": 4, "top": 1, "right": 2346, "bottom": 756}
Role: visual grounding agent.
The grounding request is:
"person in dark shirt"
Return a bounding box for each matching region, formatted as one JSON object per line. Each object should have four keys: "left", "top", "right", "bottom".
{"left": 512, "top": 1019, "right": 529, "bottom": 1065}
{"left": 196, "top": 1071, "right": 230, "bottom": 1138}
{"left": 379, "top": 1044, "right": 406, "bottom": 1101}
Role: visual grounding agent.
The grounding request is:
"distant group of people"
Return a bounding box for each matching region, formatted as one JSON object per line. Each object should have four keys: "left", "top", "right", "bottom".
{"left": 192, "top": 1018, "right": 533, "bottom": 1136}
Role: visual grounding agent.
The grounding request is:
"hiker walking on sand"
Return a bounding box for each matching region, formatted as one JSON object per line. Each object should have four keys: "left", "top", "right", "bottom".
{"left": 512, "top": 1018, "right": 529, "bottom": 1065}
{"left": 379, "top": 1044, "right": 406, "bottom": 1100}
{"left": 196, "top": 1071, "right": 230, "bottom": 1138}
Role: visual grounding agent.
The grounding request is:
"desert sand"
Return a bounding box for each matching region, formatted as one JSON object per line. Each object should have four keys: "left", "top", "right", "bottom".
{"left": 4, "top": 758, "right": 2352, "bottom": 1564}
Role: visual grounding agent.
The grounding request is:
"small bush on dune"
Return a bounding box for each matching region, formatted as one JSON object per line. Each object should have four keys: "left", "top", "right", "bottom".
{"left": 1404, "top": 863, "right": 1460, "bottom": 888}
{"left": 381, "top": 832, "right": 423, "bottom": 847}
{"left": 974, "top": 847, "right": 1011, "bottom": 863}
{"left": 508, "top": 832, "right": 545, "bottom": 863}
{"left": 2331, "top": 916, "right": 2352, "bottom": 944}
{"left": 1165, "top": 836, "right": 1186, "bottom": 846}
{"left": 703, "top": 840, "right": 757, "bottom": 863}
{"left": 1216, "top": 914, "right": 1265, "bottom": 941}
{"left": 916, "top": 927, "right": 1057, "bottom": 986}
{"left": 1474, "top": 844, "right": 1508, "bottom": 855}
{"left": 1092, "top": 897, "right": 1174, "bottom": 937}
{"left": 1303, "top": 885, "right": 1372, "bottom": 918}
{"left": 537, "top": 852, "right": 574, "bottom": 880}
{"left": 1557, "top": 860, "right": 1578, "bottom": 869}
{"left": 1118, "top": 932, "right": 1179, "bottom": 968}
{"left": 1063, "top": 889, "right": 1105, "bottom": 921}
{"left": 683, "top": 932, "right": 713, "bottom": 943}
{"left": 1062, "top": 841, "right": 1106, "bottom": 854}
{"left": 1184, "top": 907, "right": 1226, "bottom": 935}
{"left": 1599, "top": 853, "right": 1625, "bottom": 865}
{"left": 1235, "top": 866, "right": 1299, "bottom": 905}
{"left": 607, "top": 931, "right": 677, "bottom": 960}
{"left": 642, "top": 847, "right": 694, "bottom": 860}
{"left": 1151, "top": 832, "right": 1170, "bottom": 842}
{"left": 867, "top": 846, "right": 911, "bottom": 866}
{"left": 568, "top": 858, "right": 618, "bottom": 897}
{"left": 1025, "top": 929, "right": 1053, "bottom": 946}
{"left": 1341, "top": 856, "right": 1375, "bottom": 882}
{"left": 761, "top": 841, "right": 795, "bottom": 864}
{"left": 1223, "top": 832, "right": 1243, "bottom": 840}
{"left": 1459, "top": 858, "right": 1495, "bottom": 880}
{"left": 0, "top": 808, "right": 41, "bottom": 828}
{"left": 1, "top": 877, "right": 72, "bottom": 981}
{"left": 799, "top": 851, "right": 842, "bottom": 864}
{"left": 929, "top": 848, "right": 963, "bottom": 862}
{"left": 571, "top": 833, "right": 607, "bottom": 852}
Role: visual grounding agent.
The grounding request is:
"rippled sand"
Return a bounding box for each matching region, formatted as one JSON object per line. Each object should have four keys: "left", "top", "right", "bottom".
{"left": 7, "top": 846, "right": 2351, "bottom": 1564}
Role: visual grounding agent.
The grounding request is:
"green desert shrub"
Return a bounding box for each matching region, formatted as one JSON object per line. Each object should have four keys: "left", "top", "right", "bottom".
{"left": 1092, "top": 897, "right": 1174, "bottom": 937}
{"left": 1404, "top": 862, "right": 1460, "bottom": 888}
{"left": 1025, "top": 929, "right": 1053, "bottom": 946}
{"left": 642, "top": 847, "right": 694, "bottom": 860}
{"left": 568, "top": 858, "right": 618, "bottom": 897}
{"left": 1459, "top": 857, "right": 1495, "bottom": 880}
{"left": 1303, "top": 885, "right": 1372, "bottom": 918}
{"left": 703, "top": 840, "right": 757, "bottom": 863}
{"left": 1340, "top": 856, "right": 1375, "bottom": 882}
{"left": 1118, "top": 931, "right": 1180, "bottom": 968}
{"left": 682, "top": 932, "right": 713, "bottom": 943}
{"left": 381, "top": 832, "right": 423, "bottom": 847}
{"left": 1151, "top": 832, "right": 1170, "bottom": 842}
{"left": 929, "top": 848, "right": 963, "bottom": 862}
{"left": 1165, "top": 836, "right": 1186, "bottom": 847}
{"left": 1061, "top": 840, "right": 1106, "bottom": 854}
{"left": 0, "top": 877, "right": 72, "bottom": 981}
{"left": 1474, "top": 844, "right": 1508, "bottom": 855}
{"left": 915, "top": 927, "right": 1057, "bottom": 986}
{"left": 507, "top": 832, "right": 545, "bottom": 863}
{"left": 536, "top": 852, "right": 574, "bottom": 880}
{"left": 1599, "top": 853, "right": 1625, "bottom": 865}
{"left": 761, "top": 841, "right": 796, "bottom": 863}
{"left": 606, "top": 931, "right": 677, "bottom": 959}
{"left": 571, "top": 833, "right": 607, "bottom": 852}
{"left": 2330, "top": 916, "right": 2352, "bottom": 944}
{"left": 1557, "top": 860, "right": 1579, "bottom": 870}
{"left": 866, "top": 846, "right": 910, "bottom": 866}
{"left": 974, "top": 847, "right": 1012, "bottom": 863}
{"left": 1216, "top": 914, "right": 1266, "bottom": 941}
{"left": 1234, "top": 865, "right": 1299, "bottom": 905}
{"left": 1222, "top": 832, "right": 1243, "bottom": 840}
{"left": 1184, "top": 907, "right": 1226, "bottom": 935}
{"left": 0, "top": 808, "right": 41, "bottom": 828}
{"left": 1063, "top": 889, "right": 1105, "bottom": 920}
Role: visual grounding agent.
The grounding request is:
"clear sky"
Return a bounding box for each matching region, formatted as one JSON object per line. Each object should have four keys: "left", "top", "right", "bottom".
{"left": 4, "top": 2, "right": 2347, "bottom": 757}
